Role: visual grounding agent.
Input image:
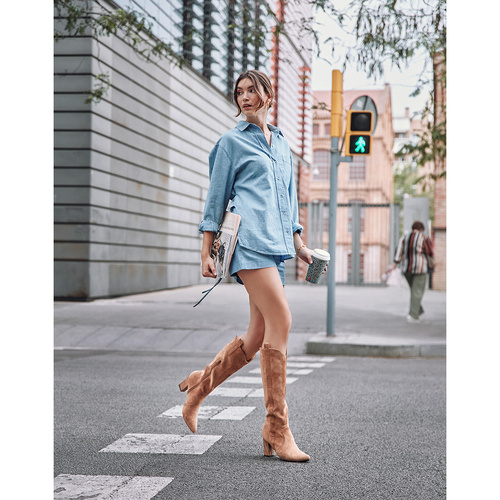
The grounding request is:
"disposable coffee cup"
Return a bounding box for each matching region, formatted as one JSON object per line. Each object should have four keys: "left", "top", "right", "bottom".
{"left": 305, "top": 249, "right": 331, "bottom": 284}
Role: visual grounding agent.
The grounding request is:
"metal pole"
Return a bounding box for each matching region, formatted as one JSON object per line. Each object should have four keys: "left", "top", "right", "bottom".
{"left": 326, "top": 136, "right": 340, "bottom": 336}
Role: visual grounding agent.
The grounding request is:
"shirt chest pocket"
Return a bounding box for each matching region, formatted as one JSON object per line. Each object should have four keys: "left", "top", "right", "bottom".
{"left": 276, "top": 156, "right": 292, "bottom": 186}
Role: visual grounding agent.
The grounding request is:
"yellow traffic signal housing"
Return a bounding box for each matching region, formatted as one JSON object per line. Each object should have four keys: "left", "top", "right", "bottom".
{"left": 345, "top": 110, "right": 373, "bottom": 156}
{"left": 330, "top": 70, "right": 343, "bottom": 137}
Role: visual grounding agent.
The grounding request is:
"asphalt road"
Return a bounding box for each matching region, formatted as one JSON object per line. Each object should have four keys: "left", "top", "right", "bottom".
{"left": 54, "top": 348, "right": 445, "bottom": 499}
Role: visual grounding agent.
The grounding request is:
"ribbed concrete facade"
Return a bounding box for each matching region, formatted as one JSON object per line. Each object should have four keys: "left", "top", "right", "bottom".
{"left": 54, "top": 31, "right": 238, "bottom": 299}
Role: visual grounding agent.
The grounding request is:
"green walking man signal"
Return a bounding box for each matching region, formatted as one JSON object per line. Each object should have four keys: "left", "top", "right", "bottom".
{"left": 345, "top": 110, "right": 373, "bottom": 156}
{"left": 354, "top": 136, "right": 366, "bottom": 153}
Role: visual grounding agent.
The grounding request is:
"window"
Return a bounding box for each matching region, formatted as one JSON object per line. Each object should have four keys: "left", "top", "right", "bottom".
{"left": 176, "top": 0, "right": 269, "bottom": 97}
{"left": 312, "top": 149, "right": 329, "bottom": 181}
{"left": 349, "top": 156, "right": 366, "bottom": 181}
{"left": 313, "top": 123, "right": 319, "bottom": 137}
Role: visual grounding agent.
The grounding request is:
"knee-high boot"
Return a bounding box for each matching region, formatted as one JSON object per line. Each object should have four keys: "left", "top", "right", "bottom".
{"left": 179, "top": 336, "right": 254, "bottom": 433}
{"left": 260, "top": 343, "right": 310, "bottom": 462}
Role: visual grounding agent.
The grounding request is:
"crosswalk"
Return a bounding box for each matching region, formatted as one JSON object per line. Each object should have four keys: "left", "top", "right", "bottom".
{"left": 54, "top": 354, "right": 334, "bottom": 499}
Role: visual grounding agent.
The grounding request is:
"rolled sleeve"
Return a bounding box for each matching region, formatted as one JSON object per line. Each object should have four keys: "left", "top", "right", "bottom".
{"left": 199, "top": 143, "right": 235, "bottom": 234}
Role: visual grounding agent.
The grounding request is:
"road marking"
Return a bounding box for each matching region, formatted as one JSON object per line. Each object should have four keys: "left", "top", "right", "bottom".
{"left": 159, "top": 405, "right": 221, "bottom": 419}
{"left": 288, "top": 356, "right": 335, "bottom": 362}
{"left": 211, "top": 406, "right": 255, "bottom": 420}
{"left": 287, "top": 362, "right": 326, "bottom": 368}
{"left": 249, "top": 367, "right": 314, "bottom": 375}
{"left": 211, "top": 387, "right": 255, "bottom": 397}
{"left": 100, "top": 434, "right": 221, "bottom": 455}
{"left": 159, "top": 405, "right": 255, "bottom": 421}
{"left": 210, "top": 387, "right": 264, "bottom": 398}
{"left": 224, "top": 377, "right": 297, "bottom": 385}
{"left": 54, "top": 474, "right": 173, "bottom": 499}
{"left": 228, "top": 376, "right": 262, "bottom": 384}
{"left": 247, "top": 388, "right": 264, "bottom": 397}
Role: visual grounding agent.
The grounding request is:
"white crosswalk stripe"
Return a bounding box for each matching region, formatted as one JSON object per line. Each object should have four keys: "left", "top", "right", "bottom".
{"left": 210, "top": 406, "right": 255, "bottom": 420}
{"left": 99, "top": 433, "right": 222, "bottom": 455}
{"left": 287, "top": 362, "right": 326, "bottom": 368}
{"left": 160, "top": 405, "right": 221, "bottom": 419}
{"left": 289, "top": 368, "right": 313, "bottom": 375}
{"left": 54, "top": 474, "right": 173, "bottom": 499}
{"left": 159, "top": 405, "right": 255, "bottom": 421}
{"left": 248, "top": 367, "right": 314, "bottom": 375}
{"left": 288, "top": 356, "right": 335, "bottom": 362}
{"left": 211, "top": 387, "right": 261, "bottom": 397}
{"left": 228, "top": 376, "right": 263, "bottom": 384}
{"left": 246, "top": 388, "right": 264, "bottom": 398}
{"left": 225, "top": 376, "right": 298, "bottom": 385}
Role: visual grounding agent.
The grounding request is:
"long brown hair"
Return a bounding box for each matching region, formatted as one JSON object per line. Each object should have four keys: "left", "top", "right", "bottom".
{"left": 233, "top": 70, "right": 274, "bottom": 117}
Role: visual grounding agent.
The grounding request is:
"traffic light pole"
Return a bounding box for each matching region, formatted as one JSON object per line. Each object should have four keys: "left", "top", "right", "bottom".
{"left": 326, "top": 71, "right": 372, "bottom": 336}
{"left": 326, "top": 137, "right": 339, "bottom": 336}
{"left": 326, "top": 70, "right": 353, "bottom": 337}
{"left": 326, "top": 137, "right": 352, "bottom": 336}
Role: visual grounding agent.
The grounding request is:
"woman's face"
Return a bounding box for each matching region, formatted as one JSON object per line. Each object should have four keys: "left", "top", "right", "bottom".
{"left": 236, "top": 78, "right": 269, "bottom": 119}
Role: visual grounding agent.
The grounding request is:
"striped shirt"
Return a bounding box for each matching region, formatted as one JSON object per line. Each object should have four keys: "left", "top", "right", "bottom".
{"left": 394, "top": 230, "right": 434, "bottom": 274}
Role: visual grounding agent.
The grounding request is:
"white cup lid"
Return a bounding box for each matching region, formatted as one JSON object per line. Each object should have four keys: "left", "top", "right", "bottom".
{"left": 312, "top": 248, "right": 330, "bottom": 261}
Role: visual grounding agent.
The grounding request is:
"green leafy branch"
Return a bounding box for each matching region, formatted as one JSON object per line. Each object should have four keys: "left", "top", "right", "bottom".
{"left": 54, "top": 0, "right": 183, "bottom": 103}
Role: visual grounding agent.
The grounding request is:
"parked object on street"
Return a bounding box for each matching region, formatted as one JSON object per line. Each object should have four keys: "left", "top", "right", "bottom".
{"left": 392, "top": 221, "right": 434, "bottom": 322}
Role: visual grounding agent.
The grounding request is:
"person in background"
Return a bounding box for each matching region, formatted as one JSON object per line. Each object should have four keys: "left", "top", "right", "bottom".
{"left": 392, "top": 220, "right": 434, "bottom": 323}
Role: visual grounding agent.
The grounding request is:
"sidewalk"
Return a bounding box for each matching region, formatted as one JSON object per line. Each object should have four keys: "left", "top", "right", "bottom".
{"left": 54, "top": 282, "right": 446, "bottom": 358}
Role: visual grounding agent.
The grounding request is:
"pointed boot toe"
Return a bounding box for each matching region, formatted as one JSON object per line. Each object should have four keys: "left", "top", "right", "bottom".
{"left": 178, "top": 337, "right": 254, "bottom": 433}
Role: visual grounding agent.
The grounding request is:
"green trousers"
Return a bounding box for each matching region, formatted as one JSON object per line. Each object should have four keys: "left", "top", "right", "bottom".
{"left": 404, "top": 273, "right": 427, "bottom": 319}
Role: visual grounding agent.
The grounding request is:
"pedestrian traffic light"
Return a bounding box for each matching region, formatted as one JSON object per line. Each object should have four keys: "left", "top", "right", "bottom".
{"left": 345, "top": 110, "right": 373, "bottom": 156}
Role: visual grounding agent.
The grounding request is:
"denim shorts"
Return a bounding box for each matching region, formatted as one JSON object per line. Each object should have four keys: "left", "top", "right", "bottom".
{"left": 229, "top": 242, "right": 290, "bottom": 286}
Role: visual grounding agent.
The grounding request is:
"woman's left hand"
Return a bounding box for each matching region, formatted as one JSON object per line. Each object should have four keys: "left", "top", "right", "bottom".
{"left": 297, "top": 246, "right": 328, "bottom": 274}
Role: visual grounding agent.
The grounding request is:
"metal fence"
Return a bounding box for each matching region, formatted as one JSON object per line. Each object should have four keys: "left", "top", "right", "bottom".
{"left": 299, "top": 201, "right": 400, "bottom": 286}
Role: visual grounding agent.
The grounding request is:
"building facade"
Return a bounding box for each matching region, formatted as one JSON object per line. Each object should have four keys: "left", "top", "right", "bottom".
{"left": 54, "top": 0, "right": 312, "bottom": 299}
{"left": 431, "top": 51, "right": 446, "bottom": 291}
{"left": 309, "top": 86, "right": 395, "bottom": 284}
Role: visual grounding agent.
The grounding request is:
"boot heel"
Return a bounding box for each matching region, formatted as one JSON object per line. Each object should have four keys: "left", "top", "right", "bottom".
{"left": 179, "top": 378, "right": 189, "bottom": 392}
{"left": 263, "top": 439, "right": 274, "bottom": 457}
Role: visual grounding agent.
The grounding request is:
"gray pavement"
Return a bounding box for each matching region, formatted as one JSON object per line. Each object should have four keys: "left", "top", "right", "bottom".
{"left": 54, "top": 282, "right": 446, "bottom": 358}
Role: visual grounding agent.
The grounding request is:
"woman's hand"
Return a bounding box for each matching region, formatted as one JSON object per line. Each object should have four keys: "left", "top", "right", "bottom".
{"left": 297, "top": 246, "right": 329, "bottom": 274}
{"left": 201, "top": 255, "right": 218, "bottom": 279}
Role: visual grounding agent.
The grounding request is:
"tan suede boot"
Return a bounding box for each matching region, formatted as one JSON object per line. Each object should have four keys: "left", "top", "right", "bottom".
{"left": 179, "top": 336, "right": 254, "bottom": 433}
{"left": 260, "top": 343, "right": 310, "bottom": 462}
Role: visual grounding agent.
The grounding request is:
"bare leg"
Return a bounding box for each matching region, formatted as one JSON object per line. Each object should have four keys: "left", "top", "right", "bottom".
{"left": 239, "top": 296, "right": 266, "bottom": 359}
{"left": 236, "top": 267, "right": 291, "bottom": 355}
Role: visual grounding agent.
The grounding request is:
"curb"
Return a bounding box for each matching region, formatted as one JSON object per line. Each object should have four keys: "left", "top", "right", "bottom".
{"left": 306, "top": 335, "right": 446, "bottom": 358}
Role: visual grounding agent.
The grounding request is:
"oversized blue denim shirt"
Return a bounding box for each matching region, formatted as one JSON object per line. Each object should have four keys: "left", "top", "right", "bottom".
{"left": 199, "top": 120, "right": 303, "bottom": 257}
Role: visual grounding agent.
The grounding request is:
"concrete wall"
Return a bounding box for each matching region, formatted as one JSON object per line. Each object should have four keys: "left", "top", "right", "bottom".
{"left": 54, "top": 29, "right": 238, "bottom": 299}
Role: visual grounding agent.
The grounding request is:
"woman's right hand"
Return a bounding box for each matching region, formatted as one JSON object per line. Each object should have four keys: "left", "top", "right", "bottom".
{"left": 201, "top": 255, "right": 218, "bottom": 279}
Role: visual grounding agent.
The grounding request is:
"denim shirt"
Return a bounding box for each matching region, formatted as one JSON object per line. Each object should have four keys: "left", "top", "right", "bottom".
{"left": 199, "top": 120, "right": 303, "bottom": 257}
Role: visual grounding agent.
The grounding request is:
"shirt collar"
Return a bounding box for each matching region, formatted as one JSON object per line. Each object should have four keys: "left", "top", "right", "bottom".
{"left": 236, "top": 120, "right": 284, "bottom": 137}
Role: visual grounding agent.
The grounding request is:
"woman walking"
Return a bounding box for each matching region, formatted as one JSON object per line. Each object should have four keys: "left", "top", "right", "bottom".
{"left": 179, "top": 70, "right": 326, "bottom": 462}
